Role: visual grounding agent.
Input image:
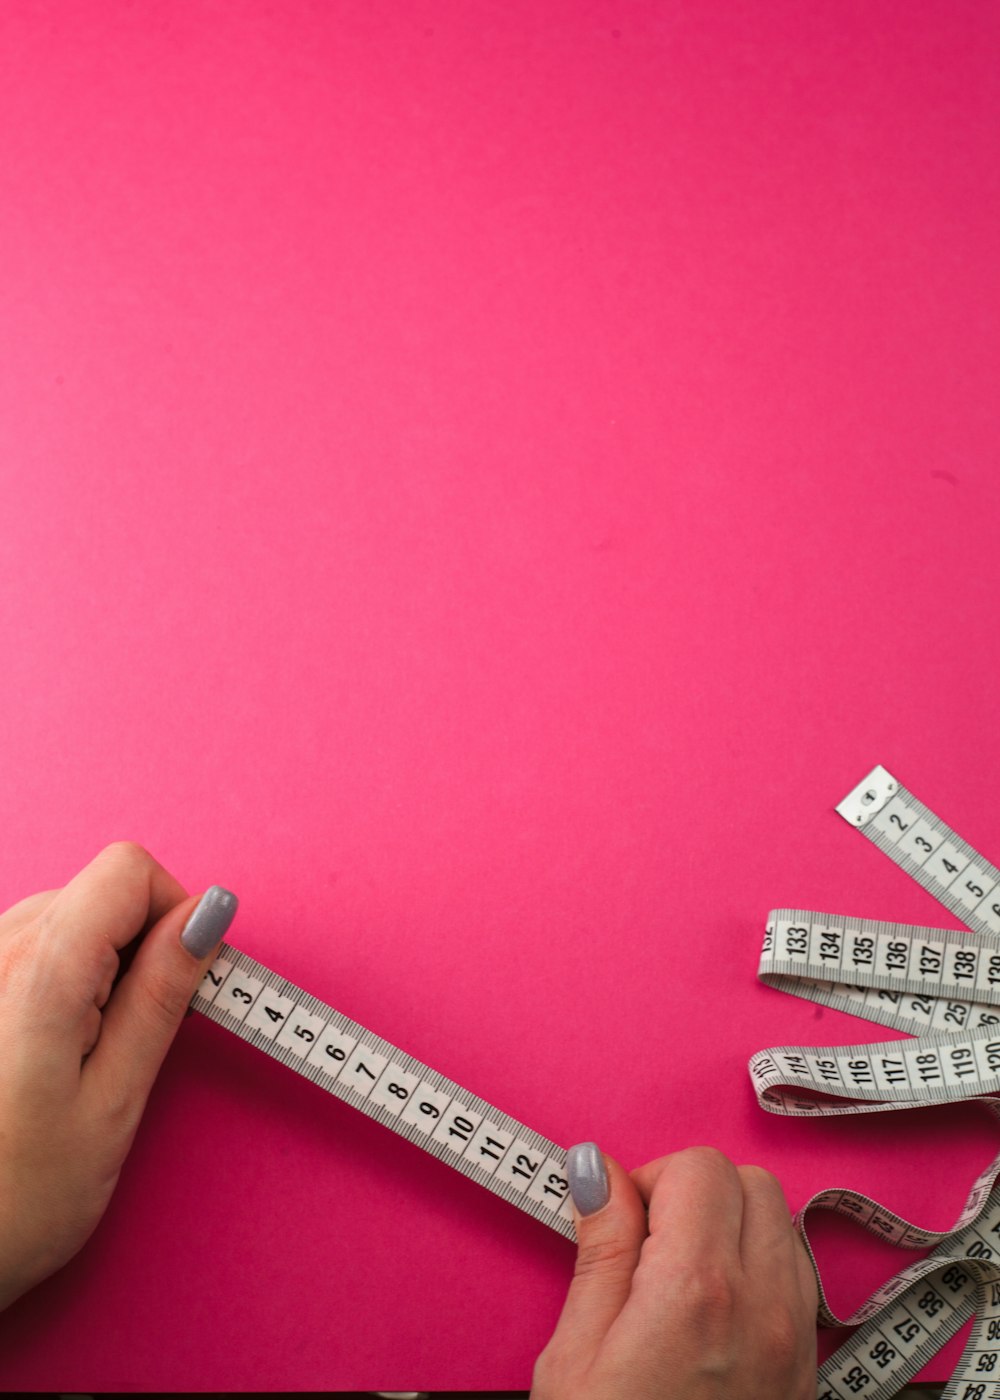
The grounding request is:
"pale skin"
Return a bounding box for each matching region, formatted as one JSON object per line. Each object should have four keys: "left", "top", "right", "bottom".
{"left": 531, "top": 1147, "right": 819, "bottom": 1399}
{"left": 0, "top": 842, "right": 819, "bottom": 1398}
{"left": 0, "top": 842, "right": 219, "bottom": 1311}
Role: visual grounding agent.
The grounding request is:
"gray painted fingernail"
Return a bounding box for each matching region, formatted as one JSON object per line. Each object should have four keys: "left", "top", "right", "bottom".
{"left": 181, "top": 885, "right": 239, "bottom": 958}
{"left": 567, "top": 1141, "right": 610, "bottom": 1216}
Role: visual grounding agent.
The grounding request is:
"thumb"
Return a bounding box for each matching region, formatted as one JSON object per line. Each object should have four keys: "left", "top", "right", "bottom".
{"left": 85, "top": 886, "right": 239, "bottom": 1110}
{"left": 545, "top": 1142, "right": 649, "bottom": 1365}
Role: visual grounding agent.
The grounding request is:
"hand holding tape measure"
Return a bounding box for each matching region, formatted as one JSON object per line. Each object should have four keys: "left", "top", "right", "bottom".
{"left": 1, "top": 766, "right": 998, "bottom": 1400}
{"left": 0, "top": 848, "right": 238, "bottom": 1312}
{"left": 0, "top": 843, "right": 817, "bottom": 1397}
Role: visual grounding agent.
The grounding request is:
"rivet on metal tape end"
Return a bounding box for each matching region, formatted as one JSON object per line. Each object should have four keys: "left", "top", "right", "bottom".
{"left": 834, "top": 764, "right": 898, "bottom": 827}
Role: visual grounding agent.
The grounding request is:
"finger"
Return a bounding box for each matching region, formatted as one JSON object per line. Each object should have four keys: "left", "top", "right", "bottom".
{"left": 793, "top": 1225, "right": 821, "bottom": 1316}
{"left": 81, "top": 1003, "right": 102, "bottom": 1059}
{"left": 739, "top": 1167, "right": 821, "bottom": 1315}
{"left": 612, "top": 1147, "right": 745, "bottom": 1351}
{"left": 736, "top": 1164, "right": 798, "bottom": 1269}
{"left": 37, "top": 843, "right": 190, "bottom": 960}
{"left": 631, "top": 1146, "right": 744, "bottom": 1270}
{"left": 84, "top": 884, "right": 239, "bottom": 1127}
{"left": 94, "top": 953, "right": 119, "bottom": 1010}
{"left": 737, "top": 1165, "right": 820, "bottom": 1378}
{"left": 737, "top": 1165, "right": 819, "bottom": 1313}
{"left": 537, "top": 1146, "right": 648, "bottom": 1374}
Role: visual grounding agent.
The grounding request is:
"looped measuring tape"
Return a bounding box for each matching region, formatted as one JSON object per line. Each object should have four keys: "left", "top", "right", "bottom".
{"left": 190, "top": 764, "right": 1000, "bottom": 1400}
{"left": 752, "top": 766, "right": 1000, "bottom": 1399}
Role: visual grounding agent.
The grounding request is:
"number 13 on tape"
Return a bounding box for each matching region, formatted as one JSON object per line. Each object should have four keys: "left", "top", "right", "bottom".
{"left": 191, "top": 944, "right": 577, "bottom": 1238}
{"left": 190, "top": 764, "right": 1000, "bottom": 1400}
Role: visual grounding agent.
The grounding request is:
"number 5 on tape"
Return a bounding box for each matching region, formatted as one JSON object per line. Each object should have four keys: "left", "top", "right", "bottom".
{"left": 191, "top": 945, "right": 577, "bottom": 1238}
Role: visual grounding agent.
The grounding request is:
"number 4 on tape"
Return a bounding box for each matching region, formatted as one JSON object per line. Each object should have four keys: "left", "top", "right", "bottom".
{"left": 189, "top": 763, "right": 1000, "bottom": 1400}
{"left": 190, "top": 945, "right": 577, "bottom": 1238}
{"left": 755, "top": 763, "right": 1000, "bottom": 1400}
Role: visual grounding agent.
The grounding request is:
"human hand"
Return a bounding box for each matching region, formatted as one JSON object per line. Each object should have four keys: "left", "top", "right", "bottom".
{"left": 0, "top": 842, "right": 238, "bottom": 1310}
{"left": 531, "top": 1143, "right": 818, "bottom": 1400}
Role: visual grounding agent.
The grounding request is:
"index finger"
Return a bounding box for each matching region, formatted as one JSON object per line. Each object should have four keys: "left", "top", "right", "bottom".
{"left": 39, "top": 842, "right": 190, "bottom": 961}
{"left": 630, "top": 1145, "right": 745, "bottom": 1271}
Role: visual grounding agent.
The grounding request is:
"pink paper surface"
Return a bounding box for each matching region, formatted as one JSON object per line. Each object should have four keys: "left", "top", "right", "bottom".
{"left": 1, "top": 0, "right": 999, "bottom": 1390}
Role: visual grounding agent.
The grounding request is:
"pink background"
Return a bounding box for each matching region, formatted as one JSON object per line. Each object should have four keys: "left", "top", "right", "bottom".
{"left": 1, "top": 0, "right": 999, "bottom": 1390}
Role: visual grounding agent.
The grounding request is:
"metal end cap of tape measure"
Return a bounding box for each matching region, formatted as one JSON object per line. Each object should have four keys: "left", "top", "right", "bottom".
{"left": 835, "top": 764, "right": 897, "bottom": 827}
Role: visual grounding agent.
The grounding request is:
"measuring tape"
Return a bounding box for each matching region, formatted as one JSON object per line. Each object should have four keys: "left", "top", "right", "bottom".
{"left": 752, "top": 764, "right": 1000, "bottom": 1400}
{"left": 191, "top": 945, "right": 576, "bottom": 1239}
{"left": 190, "top": 764, "right": 1000, "bottom": 1399}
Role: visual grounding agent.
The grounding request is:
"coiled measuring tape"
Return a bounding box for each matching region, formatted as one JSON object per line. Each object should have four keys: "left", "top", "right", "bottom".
{"left": 753, "top": 764, "right": 1000, "bottom": 1400}
{"left": 190, "top": 764, "right": 1000, "bottom": 1399}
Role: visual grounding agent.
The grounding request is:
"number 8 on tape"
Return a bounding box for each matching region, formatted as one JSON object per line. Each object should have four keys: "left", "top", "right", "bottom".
{"left": 191, "top": 945, "right": 576, "bottom": 1238}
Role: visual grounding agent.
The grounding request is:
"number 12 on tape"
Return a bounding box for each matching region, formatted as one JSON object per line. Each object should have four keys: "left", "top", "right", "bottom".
{"left": 191, "top": 944, "right": 577, "bottom": 1239}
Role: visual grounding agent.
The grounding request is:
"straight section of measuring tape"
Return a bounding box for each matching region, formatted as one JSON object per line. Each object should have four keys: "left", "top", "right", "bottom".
{"left": 750, "top": 907, "right": 1000, "bottom": 1114}
{"left": 836, "top": 764, "right": 1000, "bottom": 940}
{"left": 190, "top": 943, "right": 576, "bottom": 1240}
{"left": 763, "top": 907, "right": 1000, "bottom": 1037}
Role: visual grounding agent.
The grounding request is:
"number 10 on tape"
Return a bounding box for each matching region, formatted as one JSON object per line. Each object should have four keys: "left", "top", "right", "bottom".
{"left": 191, "top": 944, "right": 577, "bottom": 1238}
{"left": 190, "top": 764, "right": 1000, "bottom": 1400}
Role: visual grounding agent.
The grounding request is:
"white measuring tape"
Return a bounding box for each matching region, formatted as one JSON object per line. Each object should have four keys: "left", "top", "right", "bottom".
{"left": 190, "top": 764, "right": 1000, "bottom": 1399}
{"left": 753, "top": 765, "right": 1000, "bottom": 1400}
{"left": 190, "top": 945, "right": 577, "bottom": 1239}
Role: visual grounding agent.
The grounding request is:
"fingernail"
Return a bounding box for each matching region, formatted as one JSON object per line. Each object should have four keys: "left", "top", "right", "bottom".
{"left": 181, "top": 885, "right": 239, "bottom": 958}
{"left": 567, "top": 1141, "right": 610, "bottom": 1216}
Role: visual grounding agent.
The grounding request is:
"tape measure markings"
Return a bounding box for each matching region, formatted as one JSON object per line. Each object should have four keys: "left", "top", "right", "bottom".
{"left": 817, "top": 1253, "right": 1000, "bottom": 1400}
{"left": 836, "top": 765, "right": 1000, "bottom": 941}
{"left": 763, "top": 908, "right": 1000, "bottom": 1004}
{"left": 192, "top": 944, "right": 576, "bottom": 1239}
{"left": 816, "top": 1262, "right": 980, "bottom": 1400}
{"left": 760, "top": 908, "right": 1000, "bottom": 1048}
{"left": 764, "top": 765, "right": 1000, "bottom": 1398}
{"left": 181, "top": 763, "right": 1000, "bottom": 1399}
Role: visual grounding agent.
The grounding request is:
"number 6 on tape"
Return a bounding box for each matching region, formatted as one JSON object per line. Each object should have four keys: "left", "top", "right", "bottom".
{"left": 191, "top": 945, "right": 577, "bottom": 1238}
{"left": 189, "top": 764, "right": 1000, "bottom": 1400}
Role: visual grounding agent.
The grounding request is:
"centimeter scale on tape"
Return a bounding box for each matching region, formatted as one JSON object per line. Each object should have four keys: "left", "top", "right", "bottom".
{"left": 190, "top": 764, "right": 1000, "bottom": 1400}
{"left": 753, "top": 765, "right": 1000, "bottom": 1400}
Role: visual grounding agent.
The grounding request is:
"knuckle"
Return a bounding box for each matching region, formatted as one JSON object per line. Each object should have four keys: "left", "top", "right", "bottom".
{"left": 673, "top": 1144, "right": 735, "bottom": 1179}
{"left": 100, "top": 840, "right": 150, "bottom": 866}
{"left": 738, "top": 1161, "right": 779, "bottom": 1186}
{"left": 677, "top": 1144, "right": 730, "bottom": 1166}
{"left": 99, "top": 1063, "right": 130, "bottom": 1119}
{"left": 739, "top": 1163, "right": 790, "bottom": 1212}
{"left": 662, "top": 1263, "right": 740, "bottom": 1371}
{"left": 97, "top": 1068, "right": 142, "bottom": 1142}
{"left": 761, "top": 1302, "right": 804, "bottom": 1362}
{"left": 82, "top": 1003, "right": 103, "bottom": 1056}
{"left": 688, "top": 1264, "right": 737, "bottom": 1317}
{"left": 530, "top": 1347, "right": 558, "bottom": 1394}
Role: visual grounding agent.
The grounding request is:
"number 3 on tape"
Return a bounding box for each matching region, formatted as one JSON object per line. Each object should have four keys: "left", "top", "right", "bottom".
{"left": 191, "top": 947, "right": 577, "bottom": 1238}
{"left": 190, "top": 764, "right": 1000, "bottom": 1400}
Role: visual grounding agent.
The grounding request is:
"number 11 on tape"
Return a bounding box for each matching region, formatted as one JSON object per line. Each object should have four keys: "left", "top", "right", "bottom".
{"left": 191, "top": 944, "right": 577, "bottom": 1238}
